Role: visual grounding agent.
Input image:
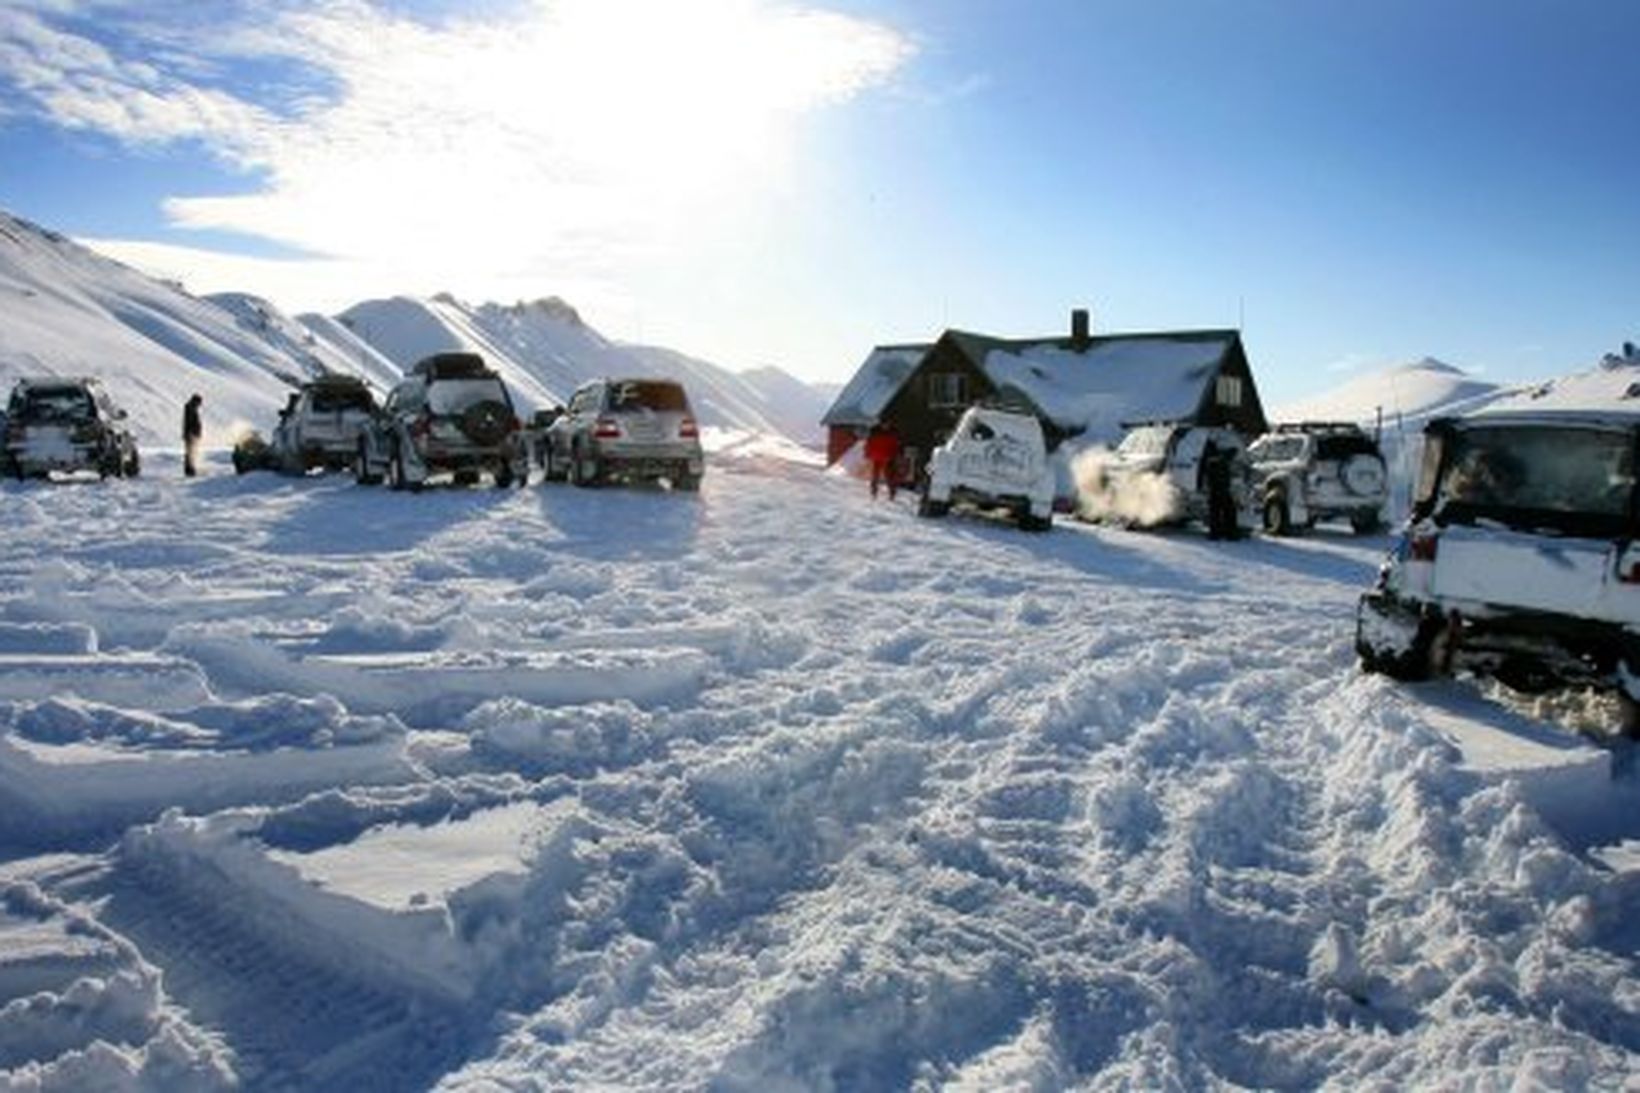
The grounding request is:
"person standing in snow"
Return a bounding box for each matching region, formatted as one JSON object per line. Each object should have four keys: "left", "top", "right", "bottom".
{"left": 864, "top": 424, "right": 902, "bottom": 500}
{"left": 182, "top": 393, "right": 203, "bottom": 477}
{"left": 1202, "top": 441, "right": 1240, "bottom": 541}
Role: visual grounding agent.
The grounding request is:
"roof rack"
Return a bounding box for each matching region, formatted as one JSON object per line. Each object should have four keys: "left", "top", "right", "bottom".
{"left": 1117, "top": 417, "right": 1194, "bottom": 431}
{"left": 410, "top": 352, "right": 492, "bottom": 379}
{"left": 1270, "top": 421, "right": 1366, "bottom": 434}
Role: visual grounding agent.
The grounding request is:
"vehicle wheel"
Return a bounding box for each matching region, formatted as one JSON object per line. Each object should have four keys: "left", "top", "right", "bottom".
{"left": 916, "top": 492, "right": 949, "bottom": 518}
{"left": 1262, "top": 494, "right": 1293, "bottom": 536}
{"left": 674, "top": 473, "right": 700, "bottom": 493}
{"left": 1351, "top": 512, "right": 1383, "bottom": 535}
{"left": 386, "top": 443, "right": 406, "bottom": 491}
{"left": 354, "top": 442, "right": 381, "bottom": 486}
{"left": 453, "top": 469, "right": 480, "bottom": 487}
{"left": 124, "top": 451, "right": 139, "bottom": 478}
{"left": 1019, "top": 511, "right": 1052, "bottom": 532}
{"left": 570, "top": 444, "right": 600, "bottom": 488}
{"left": 542, "top": 445, "right": 559, "bottom": 482}
{"left": 494, "top": 463, "right": 514, "bottom": 488}
{"left": 1358, "top": 610, "right": 1436, "bottom": 682}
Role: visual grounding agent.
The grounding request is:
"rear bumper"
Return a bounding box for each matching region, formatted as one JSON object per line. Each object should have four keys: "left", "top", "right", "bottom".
{"left": 592, "top": 442, "right": 703, "bottom": 479}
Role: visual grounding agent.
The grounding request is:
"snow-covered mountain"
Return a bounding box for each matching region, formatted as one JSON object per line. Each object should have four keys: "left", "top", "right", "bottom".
{"left": 1272, "top": 356, "right": 1509, "bottom": 428}
{"left": 338, "top": 293, "right": 828, "bottom": 442}
{"left": 0, "top": 212, "right": 314, "bottom": 445}
{"left": 0, "top": 208, "right": 828, "bottom": 452}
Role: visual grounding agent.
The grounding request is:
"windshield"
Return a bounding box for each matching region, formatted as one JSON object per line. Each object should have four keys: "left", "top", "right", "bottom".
{"left": 1117, "top": 427, "right": 1172, "bottom": 458}
{"left": 311, "top": 387, "right": 373, "bottom": 413}
{"left": 16, "top": 386, "right": 94, "bottom": 422}
{"left": 1315, "top": 433, "right": 1379, "bottom": 460}
{"left": 1438, "top": 425, "right": 1635, "bottom": 530}
{"left": 610, "top": 381, "right": 687, "bottom": 412}
{"left": 428, "top": 379, "right": 508, "bottom": 415}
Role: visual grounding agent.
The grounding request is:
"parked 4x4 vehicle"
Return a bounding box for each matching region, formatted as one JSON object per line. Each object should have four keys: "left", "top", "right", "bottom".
{"left": 1080, "top": 422, "right": 1252, "bottom": 532}
{"left": 1, "top": 377, "right": 139, "bottom": 480}
{"left": 918, "top": 405, "right": 1054, "bottom": 531}
{"left": 1249, "top": 423, "right": 1387, "bottom": 535}
{"left": 1357, "top": 404, "right": 1640, "bottom": 727}
{"left": 273, "top": 376, "right": 377, "bottom": 474}
{"left": 541, "top": 378, "right": 703, "bottom": 490}
{"left": 355, "top": 352, "right": 525, "bottom": 489}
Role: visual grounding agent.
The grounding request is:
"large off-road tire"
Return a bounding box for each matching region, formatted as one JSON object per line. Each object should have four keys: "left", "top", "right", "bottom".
{"left": 124, "top": 451, "right": 139, "bottom": 478}
{"left": 917, "top": 492, "right": 950, "bottom": 518}
{"left": 1263, "top": 494, "right": 1293, "bottom": 537}
{"left": 494, "top": 463, "right": 514, "bottom": 489}
{"left": 1357, "top": 606, "right": 1436, "bottom": 682}
{"left": 673, "top": 471, "right": 701, "bottom": 493}
{"left": 386, "top": 442, "right": 410, "bottom": 492}
{"left": 569, "top": 444, "right": 601, "bottom": 488}
{"left": 1019, "top": 511, "right": 1052, "bottom": 532}
{"left": 1351, "top": 511, "right": 1383, "bottom": 535}
{"left": 353, "top": 441, "right": 382, "bottom": 486}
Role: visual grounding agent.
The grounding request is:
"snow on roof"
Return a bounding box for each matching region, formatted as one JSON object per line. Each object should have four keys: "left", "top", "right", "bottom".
{"left": 983, "top": 334, "right": 1233, "bottom": 443}
{"left": 820, "top": 344, "right": 929, "bottom": 427}
{"left": 1471, "top": 349, "right": 1640, "bottom": 421}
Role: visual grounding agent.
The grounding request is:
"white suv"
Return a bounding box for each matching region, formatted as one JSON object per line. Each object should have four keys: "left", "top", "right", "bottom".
{"left": 355, "top": 353, "right": 526, "bottom": 489}
{"left": 1248, "top": 423, "right": 1388, "bottom": 535}
{"left": 1357, "top": 399, "right": 1640, "bottom": 726}
{"left": 918, "top": 405, "right": 1055, "bottom": 531}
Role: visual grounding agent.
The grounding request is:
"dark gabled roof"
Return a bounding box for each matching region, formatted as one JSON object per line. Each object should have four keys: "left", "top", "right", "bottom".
{"left": 822, "top": 326, "right": 1245, "bottom": 440}
{"left": 819, "top": 342, "right": 933, "bottom": 427}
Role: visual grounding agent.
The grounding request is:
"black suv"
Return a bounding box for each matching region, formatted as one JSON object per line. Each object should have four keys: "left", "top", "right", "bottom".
{"left": 1, "top": 377, "right": 140, "bottom": 480}
{"left": 354, "top": 353, "right": 526, "bottom": 489}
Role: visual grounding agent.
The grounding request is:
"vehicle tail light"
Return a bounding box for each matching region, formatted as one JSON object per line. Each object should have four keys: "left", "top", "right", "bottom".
{"left": 1408, "top": 533, "right": 1439, "bottom": 563}
{"left": 507, "top": 415, "right": 521, "bottom": 433}
{"left": 679, "top": 417, "right": 698, "bottom": 439}
{"left": 593, "top": 417, "right": 622, "bottom": 439}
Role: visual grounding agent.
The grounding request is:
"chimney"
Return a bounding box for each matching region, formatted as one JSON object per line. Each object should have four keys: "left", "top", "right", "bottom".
{"left": 1070, "top": 307, "right": 1091, "bottom": 350}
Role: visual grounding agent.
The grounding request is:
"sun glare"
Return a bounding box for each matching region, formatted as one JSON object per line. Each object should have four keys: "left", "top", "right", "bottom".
{"left": 156, "top": 0, "right": 912, "bottom": 284}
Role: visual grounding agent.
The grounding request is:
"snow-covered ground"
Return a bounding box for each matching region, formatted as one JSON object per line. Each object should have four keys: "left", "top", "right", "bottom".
{"left": 1, "top": 450, "right": 1637, "bottom": 1090}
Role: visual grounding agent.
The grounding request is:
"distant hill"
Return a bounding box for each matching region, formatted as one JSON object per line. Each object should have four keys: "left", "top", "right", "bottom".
{"left": 1272, "top": 357, "right": 1509, "bottom": 429}
{"left": 0, "top": 207, "right": 830, "bottom": 453}
{"left": 337, "top": 294, "right": 828, "bottom": 444}
{"left": 0, "top": 211, "right": 316, "bottom": 444}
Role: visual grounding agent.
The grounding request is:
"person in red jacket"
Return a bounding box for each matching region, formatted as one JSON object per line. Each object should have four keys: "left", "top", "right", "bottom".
{"left": 864, "top": 424, "right": 901, "bottom": 500}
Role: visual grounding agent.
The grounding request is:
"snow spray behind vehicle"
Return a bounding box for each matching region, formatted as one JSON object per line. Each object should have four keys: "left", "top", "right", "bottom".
{"left": 1070, "top": 447, "right": 1185, "bottom": 527}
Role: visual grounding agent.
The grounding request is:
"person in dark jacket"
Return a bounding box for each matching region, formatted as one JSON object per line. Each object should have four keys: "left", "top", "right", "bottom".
{"left": 1203, "top": 441, "right": 1240, "bottom": 541}
{"left": 864, "top": 425, "right": 902, "bottom": 500}
{"left": 182, "top": 393, "right": 203, "bottom": 477}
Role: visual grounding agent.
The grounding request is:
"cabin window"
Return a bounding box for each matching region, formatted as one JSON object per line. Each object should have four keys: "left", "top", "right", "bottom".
{"left": 928, "top": 372, "right": 967, "bottom": 408}
{"left": 1215, "top": 374, "right": 1243, "bottom": 408}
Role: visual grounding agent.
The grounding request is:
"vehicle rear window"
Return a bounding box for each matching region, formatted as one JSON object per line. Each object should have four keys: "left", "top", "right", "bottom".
{"left": 311, "top": 388, "right": 373, "bottom": 413}
{"left": 16, "top": 387, "right": 94, "bottom": 421}
{"left": 1315, "top": 434, "right": 1379, "bottom": 460}
{"left": 428, "top": 379, "right": 508, "bottom": 415}
{"left": 610, "top": 382, "right": 687, "bottom": 412}
{"left": 1439, "top": 425, "right": 1635, "bottom": 522}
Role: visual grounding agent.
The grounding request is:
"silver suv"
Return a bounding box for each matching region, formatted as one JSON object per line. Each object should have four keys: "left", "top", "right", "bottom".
{"left": 271, "top": 376, "right": 377, "bottom": 474}
{"left": 541, "top": 378, "right": 703, "bottom": 490}
{"left": 1357, "top": 404, "right": 1640, "bottom": 728}
{"left": 1248, "top": 423, "right": 1387, "bottom": 535}
{"left": 1080, "top": 422, "right": 1252, "bottom": 533}
{"left": 1, "top": 377, "right": 139, "bottom": 480}
{"left": 355, "top": 353, "right": 526, "bottom": 490}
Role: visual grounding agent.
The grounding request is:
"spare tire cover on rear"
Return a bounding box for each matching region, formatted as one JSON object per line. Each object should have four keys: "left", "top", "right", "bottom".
{"left": 459, "top": 400, "right": 511, "bottom": 445}
{"left": 1341, "top": 453, "right": 1385, "bottom": 495}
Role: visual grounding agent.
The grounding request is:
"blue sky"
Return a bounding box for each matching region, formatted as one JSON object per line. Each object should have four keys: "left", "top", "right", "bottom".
{"left": 1, "top": 0, "right": 1636, "bottom": 403}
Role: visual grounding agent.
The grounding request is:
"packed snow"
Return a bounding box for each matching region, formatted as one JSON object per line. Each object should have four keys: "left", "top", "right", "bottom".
{"left": 0, "top": 446, "right": 1637, "bottom": 1090}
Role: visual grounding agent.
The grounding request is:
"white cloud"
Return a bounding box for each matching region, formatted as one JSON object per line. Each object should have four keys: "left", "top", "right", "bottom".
{"left": 2, "top": 0, "right": 913, "bottom": 276}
